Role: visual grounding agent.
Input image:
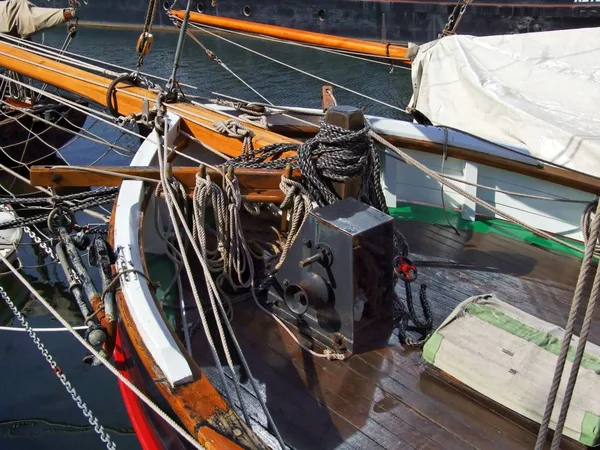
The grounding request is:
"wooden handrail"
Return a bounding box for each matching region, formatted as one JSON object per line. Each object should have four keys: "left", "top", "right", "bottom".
{"left": 169, "top": 10, "right": 411, "bottom": 64}
{"left": 30, "top": 165, "right": 300, "bottom": 202}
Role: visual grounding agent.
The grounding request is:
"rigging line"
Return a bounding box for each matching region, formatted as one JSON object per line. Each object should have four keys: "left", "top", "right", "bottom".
{"left": 37, "top": 25, "right": 77, "bottom": 100}
{"left": 1, "top": 33, "right": 200, "bottom": 90}
{"left": 3, "top": 99, "right": 135, "bottom": 159}
{"left": 377, "top": 139, "right": 594, "bottom": 203}
{"left": 2, "top": 67, "right": 270, "bottom": 161}
{"left": 191, "top": 21, "right": 412, "bottom": 69}
{"left": 370, "top": 130, "right": 589, "bottom": 255}
{"left": 57, "top": 166, "right": 159, "bottom": 184}
{"left": 0, "top": 50, "right": 111, "bottom": 90}
{"left": 208, "top": 92, "right": 331, "bottom": 124}
{"left": 0, "top": 108, "right": 37, "bottom": 166}
{"left": 1, "top": 34, "right": 119, "bottom": 77}
{"left": 156, "top": 124, "right": 240, "bottom": 414}
{"left": 0, "top": 162, "right": 109, "bottom": 223}
{"left": 0, "top": 99, "right": 136, "bottom": 161}
{"left": 185, "top": 30, "right": 274, "bottom": 105}
{"left": 186, "top": 22, "right": 411, "bottom": 116}
{"left": 0, "top": 254, "right": 206, "bottom": 450}
{"left": 0, "top": 73, "right": 117, "bottom": 122}
{"left": 211, "top": 92, "right": 325, "bottom": 115}
{"left": 157, "top": 122, "right": 286, "bottom": 447}
{"left": 0, "top": 285, "right": 117, "bottom": 450}
{"left": 0, "top": 49, "right": 159, "bottom": 113}
{"left": 440, "top": 173, "right": 590, "bottom": 203}
{"left": 0, "top": 325, "right": 88, "bottom": 332}
{"left": 157, "top": 121, "right": 249, "bottom": 420}
{"left": 0, "top": 74, "right": 174, "bottom": 154}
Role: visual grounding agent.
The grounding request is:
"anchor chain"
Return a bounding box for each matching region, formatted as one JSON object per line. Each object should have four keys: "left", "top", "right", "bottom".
{"left": 0, "top": 286, "right": 116, "bottom": 450}
{"left": 23, "top": 226, "right": 57, "bottom": 261}
{"left": 440, "top": 0, "right": 473, "bottom": 37}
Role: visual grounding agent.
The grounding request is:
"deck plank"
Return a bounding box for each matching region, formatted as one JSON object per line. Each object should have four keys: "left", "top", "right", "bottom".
{"left": 236, "top": 306, "right": 454, "bottom": 450}
{"left": 181, "top": 215, "right": 596, "bottom": 449}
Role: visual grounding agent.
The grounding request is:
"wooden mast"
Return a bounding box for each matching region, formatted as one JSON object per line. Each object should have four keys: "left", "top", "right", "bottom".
{"left": 0, "top": 40, "right": 300, "bottom": 159}
{"left": 168, "top": 10, "right": 411, "bottom": 65}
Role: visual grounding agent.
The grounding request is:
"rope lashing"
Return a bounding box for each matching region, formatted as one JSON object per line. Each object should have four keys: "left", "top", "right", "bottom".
{"left": 223, "top": 118, "right": 387, "bottom": 211}
{"left": 275, "top": 177, "right": 312, "bottom": 271}
{"left": 213, "top": 119, "right": 254, "bottom": 155}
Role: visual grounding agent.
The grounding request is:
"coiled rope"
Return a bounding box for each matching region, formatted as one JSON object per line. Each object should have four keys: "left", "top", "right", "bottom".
{"left": 224, "top": 118, "right": 387, "bottom": 210}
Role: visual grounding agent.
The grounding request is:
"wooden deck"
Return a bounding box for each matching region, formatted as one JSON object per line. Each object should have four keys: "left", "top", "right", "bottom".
{"left": 187, "top": 218, "right": 597, "bottom": 450}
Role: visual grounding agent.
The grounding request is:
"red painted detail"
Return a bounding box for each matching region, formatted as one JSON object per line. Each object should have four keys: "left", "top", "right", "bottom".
{"left": 114, "top": 326, "right": 163, "bottom": 450}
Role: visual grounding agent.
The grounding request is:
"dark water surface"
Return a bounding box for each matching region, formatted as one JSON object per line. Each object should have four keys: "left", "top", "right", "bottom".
{"left": 0, "top": 25, "right": 412, "bottom": 450}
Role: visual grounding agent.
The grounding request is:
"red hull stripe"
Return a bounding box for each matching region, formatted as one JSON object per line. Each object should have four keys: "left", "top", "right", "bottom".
{"left": 114, "top": 329, "right": 164, "bottom": 450}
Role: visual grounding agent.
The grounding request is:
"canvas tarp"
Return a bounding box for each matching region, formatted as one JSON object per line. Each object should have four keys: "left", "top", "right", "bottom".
{"left": 0, "top": 0, "right": 66, "bottom": 38}
{"left": 407, "top": 28, "right": 600, "bottom": 178}
{"left": 423, "top": 294, "right": 600, "bottom": 446}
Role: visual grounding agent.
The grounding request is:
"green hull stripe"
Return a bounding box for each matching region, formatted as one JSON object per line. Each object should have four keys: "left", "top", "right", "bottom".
{"left": 389, "top": 203, "right": 585, "bottom": 258}
{"left": 465, "top": 303, "right": 600, "bottom": 375}
{"left": 146, "top": 253, "right": 178, "bottom": 330}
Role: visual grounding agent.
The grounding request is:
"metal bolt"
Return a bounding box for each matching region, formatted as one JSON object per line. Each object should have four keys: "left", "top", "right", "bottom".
{"left": 283, "top": 279, "right": 289, "bottom": 287}
{"left": 299, "top": 252, "right": 324, "bottom": 268}
{"left": 303, "top": 239, "right": 312, "bottom": 248}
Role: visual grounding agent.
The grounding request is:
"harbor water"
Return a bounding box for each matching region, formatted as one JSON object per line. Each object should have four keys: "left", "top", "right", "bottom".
{"left": 0, "top": 25, "right": 412, "bottom": 450}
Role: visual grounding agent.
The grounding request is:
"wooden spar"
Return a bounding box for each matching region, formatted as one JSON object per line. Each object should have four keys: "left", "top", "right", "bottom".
{"left": 169, "top": 10, "right": 411, "bottom": 64}
{"left": 30, "top": 166, "right": 300, "bottom": 202}
{"left": 0, "top": 40, "right": 300, "bottom": 159}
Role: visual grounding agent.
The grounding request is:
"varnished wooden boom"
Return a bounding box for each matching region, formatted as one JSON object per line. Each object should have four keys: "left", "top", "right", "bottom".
{"left": 0, "top": 41, "right": 300, "bottom": 159}
{"left": 169, "top": 10, "right": 411, "bottom": 64}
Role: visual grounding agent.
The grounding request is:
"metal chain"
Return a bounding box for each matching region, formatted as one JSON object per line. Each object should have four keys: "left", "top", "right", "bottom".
{"left": 441, "top": 0, "right": 472, "bottom": 36}
{"left": 0, "top": 194, "right": 117, "bottom": 231}
{"left": 23, "top": 226, "right": 57, "bottom": 261}
{"left": 0, "top": 286, "right": 116, "bottom": 450}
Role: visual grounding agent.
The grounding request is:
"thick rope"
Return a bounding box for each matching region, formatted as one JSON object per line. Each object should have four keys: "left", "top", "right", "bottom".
{"left": 225, "top": 119, "right": 386, "bottom": 211}
{"left": 275, "top": 177, "right": 312, "bottom": 271}
{"left": 156, "top": 122, "right": 285, "bottom": 447}
{"left": 550, "top": 243, "right": 600, "bottom": 448}
{"left": 534, "top": 201, "right": 600, "bottom": 448}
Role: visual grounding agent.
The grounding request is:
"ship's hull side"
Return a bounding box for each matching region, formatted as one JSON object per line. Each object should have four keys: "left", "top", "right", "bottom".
{"left": 38, "top": 0, "right": 600, "bottom": 43}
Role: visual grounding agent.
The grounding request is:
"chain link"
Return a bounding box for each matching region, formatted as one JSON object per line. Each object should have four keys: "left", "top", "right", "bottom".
{"left": 441, "top": 0, "right": 472, "bottom": 36}
{"left": 23, "top": 226, "right": 57, "bottom": 261}
{"left": 0, "top": 286, "right": 116, "bottom": 450}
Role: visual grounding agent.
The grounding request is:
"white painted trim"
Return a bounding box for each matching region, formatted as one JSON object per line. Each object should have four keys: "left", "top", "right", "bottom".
{"left": 461, "top": 162, "right": 478, "bottom": 222}
{"left": 113, "top": 114, "right": 192, "bottom": 387}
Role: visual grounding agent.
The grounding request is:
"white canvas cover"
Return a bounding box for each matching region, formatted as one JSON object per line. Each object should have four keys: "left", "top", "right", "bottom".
{"left": 0, "top": 0, "right": 67, "bottom": 38}
{"left": 407, "top": 28, "right": 600, "bottom": 179}
{"left": 423, "top": 294, "right": 600, "bottom": 447}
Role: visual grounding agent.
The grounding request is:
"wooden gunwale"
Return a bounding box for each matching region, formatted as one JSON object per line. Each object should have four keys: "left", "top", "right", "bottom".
{"left": 108, "top": 189, "right": 267, "bottom": 450}
{"left": 168, "top": 10, "right": 411, "bottom": 64}
{"left": 5, "top": 39, "right": 598, "bottom": 195}
{"left": 269, "top": 123, "right": 600, "bottom": 195}
{"left": 0, "top": 41, "right": 300, "bottom": 160}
